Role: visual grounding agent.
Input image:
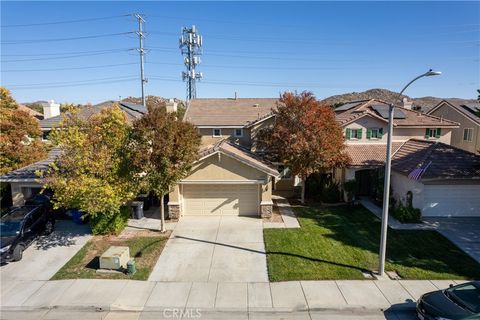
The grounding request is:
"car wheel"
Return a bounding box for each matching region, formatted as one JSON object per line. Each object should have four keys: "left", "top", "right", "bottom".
{"left": 12, "top": 245, "right": 24, "bottom": 262}
{"left": 44, "top": 220, "right": 54, "bottom": 235}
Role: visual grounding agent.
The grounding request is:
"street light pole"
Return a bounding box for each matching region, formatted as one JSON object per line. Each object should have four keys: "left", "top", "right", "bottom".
{"left": 378, "top": 69, "right": 441, "bottom": 277}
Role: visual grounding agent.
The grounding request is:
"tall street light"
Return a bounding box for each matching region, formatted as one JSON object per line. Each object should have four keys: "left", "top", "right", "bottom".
{"left": 378, "top": 69, "right": 441, "bottom": 277}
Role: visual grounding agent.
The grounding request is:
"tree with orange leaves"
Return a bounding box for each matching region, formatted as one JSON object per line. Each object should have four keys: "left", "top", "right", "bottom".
{"left": 259, "top": 91, "right": 350, "bottom": 203}
{"left": 0, "top": 87, "right": 47, "bottom": 175}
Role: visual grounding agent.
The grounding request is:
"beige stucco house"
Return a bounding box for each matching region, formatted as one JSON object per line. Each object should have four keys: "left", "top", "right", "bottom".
{"left": 427, "top": 100, "right": 480, "bottom": 154}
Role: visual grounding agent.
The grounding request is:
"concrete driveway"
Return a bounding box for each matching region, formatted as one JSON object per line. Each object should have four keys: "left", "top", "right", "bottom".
{"left": 148, "top": 216, "right": 268, "bottom": 282}
{"left": 424, "top": 217, "right": 480, "bottom": 264}
{"left": 1, "top": 220, "right": 91, "bottom": 282}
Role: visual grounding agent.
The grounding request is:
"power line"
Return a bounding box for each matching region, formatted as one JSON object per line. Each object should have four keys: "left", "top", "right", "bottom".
{"left": 1, "top": 48, "right": 133, "bottom": 57}
{"left": 2, "top": 50, "right": 131, "bottom": 62}
{"left": 1, "top": 32, "right": 134, "bottom": 44}
{"left": 6, "top": 76, "right": 138, "bottom": 89}
{"left": 2, "top": 62, "right": 138, "bottom": 72}
{"left": 1, "top": 14, "right": 131, "bottom": 28}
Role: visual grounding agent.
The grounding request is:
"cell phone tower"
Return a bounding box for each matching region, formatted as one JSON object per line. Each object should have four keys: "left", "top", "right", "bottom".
{"left": 179, "top": 25, "right": 203, "bottom": 101}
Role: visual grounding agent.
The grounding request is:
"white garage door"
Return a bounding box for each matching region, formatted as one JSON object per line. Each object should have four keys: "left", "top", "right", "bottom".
{"left": 423, "top": 185, "right": 480, "bottom": 217}
{"left": 183, "top": 184, "right": 259, "bottom": 216}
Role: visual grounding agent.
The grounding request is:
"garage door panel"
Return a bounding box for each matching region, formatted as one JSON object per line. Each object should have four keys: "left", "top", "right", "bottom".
{"left": 183, "top": 184, "right": 258, "bottom": 216}
{"left": 423, "top": 185, "right": 480, "bottom": 217}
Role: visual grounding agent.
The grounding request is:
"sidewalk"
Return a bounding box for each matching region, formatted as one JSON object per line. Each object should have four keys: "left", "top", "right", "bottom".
{"left": 1, "top": 278, "right": 463, "bottom": 315}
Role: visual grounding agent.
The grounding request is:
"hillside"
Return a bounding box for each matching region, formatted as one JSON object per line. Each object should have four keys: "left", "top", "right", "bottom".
{"left": 320, "top": 89, "right": 477, "bottom": 112}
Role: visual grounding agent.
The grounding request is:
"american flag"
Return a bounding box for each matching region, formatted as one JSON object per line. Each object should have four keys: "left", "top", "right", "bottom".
{"left": 408, "top": 161, "right": 432, "bottom": 180}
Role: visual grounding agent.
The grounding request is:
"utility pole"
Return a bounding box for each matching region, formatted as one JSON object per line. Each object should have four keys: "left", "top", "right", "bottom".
{"left": 135, "top": 13, "right": 147, "bottom": 108}
{"left": 179, "top": 25, "right": 203, "bottom": 101}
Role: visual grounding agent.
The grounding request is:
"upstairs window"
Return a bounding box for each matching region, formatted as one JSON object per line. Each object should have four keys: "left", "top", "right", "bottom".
{"left": 367, "top": 128, "right": 383, "bottom": 139}
{"left": 463, "top": 128, "right": 473, "bottom": 142}
{"left": 425, "top": 128, "right": 441, "bottom": 139}
{"left": 213, "top": 128, "right": 222, "bottom": 137}
{"left": 234, "top": 128, "right": 243, "bottom": 137}
{"left": 346, "top": 128, "right": 362, "bottom": 140}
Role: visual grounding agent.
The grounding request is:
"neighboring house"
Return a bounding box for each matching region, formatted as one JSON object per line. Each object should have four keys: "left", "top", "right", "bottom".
{"left": 18, "top": 104, "right": 44, "bottom": 120}
{"left": 0, "top": 101, "right": 146, "bottom": 206}
{"left": 39, "top": 100, "right": 146, "bottom": 140}
{"left": 391, "top": 139, "right": 480, "bottom": 217}
{"left": 333, "top": 99, "right": 458, "bottom": 189}
{"left": 427, "top": 100, "right": 480, "bottom": 154}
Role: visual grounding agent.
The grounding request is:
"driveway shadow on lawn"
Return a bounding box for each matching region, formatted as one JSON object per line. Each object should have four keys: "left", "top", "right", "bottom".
{"left": 34, "top": 220, "right": 91, "bottom": 250}
{"left": 297, "top": 204, "right": 480, "bottom": 279}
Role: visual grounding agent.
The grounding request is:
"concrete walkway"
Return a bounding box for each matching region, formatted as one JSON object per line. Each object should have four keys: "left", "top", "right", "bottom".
{"left": 1, "top": 279, "right": 466, "bottom": 319}
{"left": 359, "top": 198, "right": 435, "bottom": 230}
{"left": 264, "top": 197, "right": 301, "bottom": 229}
{"left": 148, "top": 216, "right": 268, "bottom": 282}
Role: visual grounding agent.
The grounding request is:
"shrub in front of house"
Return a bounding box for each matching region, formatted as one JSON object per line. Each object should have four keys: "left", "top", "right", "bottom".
{"left": 90, "top": 206, "right": 131, "bottom": 235}
{"left": 391, "top": 202, "right": 421, "bottom": 223}
{"left": 306, "top": 174, "right": 343, "bottom": 203}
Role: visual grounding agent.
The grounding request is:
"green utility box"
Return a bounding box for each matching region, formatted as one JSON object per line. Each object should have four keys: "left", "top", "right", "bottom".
{"left": 127, "top": 259, "right": 136, "bottom": 275}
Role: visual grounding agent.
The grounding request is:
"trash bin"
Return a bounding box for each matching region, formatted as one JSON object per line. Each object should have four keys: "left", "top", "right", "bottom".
{"left": 131, "top": 201, "right": 144, "bottom": 219}
{"left": 127, "top": 259, "right": 136, "bottom": 275}
{"left": 71, "top": 209, "right": 83, "bottom": 224}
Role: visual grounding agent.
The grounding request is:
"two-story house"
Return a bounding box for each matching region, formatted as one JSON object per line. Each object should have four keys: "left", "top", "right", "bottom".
{"left": 427, "top": 100, "right": 480, "bottom": 154}
{"left": 333, "top": 99, "right": 480, "bottom": 217}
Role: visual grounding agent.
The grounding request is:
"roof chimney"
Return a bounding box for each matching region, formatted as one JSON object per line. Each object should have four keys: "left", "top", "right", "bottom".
{"left": 42, "top": 100, "right": 60, "bottom": 119}
{"left": 165, "top": 98, "right": 178, "bottom": 113}
{"left": 402, "top": 97, "right": 413, "bottom": 110}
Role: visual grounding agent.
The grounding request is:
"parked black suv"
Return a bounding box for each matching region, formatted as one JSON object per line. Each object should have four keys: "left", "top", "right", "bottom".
{"left": 0, "top": 205, "right": 55, "bottom": 262}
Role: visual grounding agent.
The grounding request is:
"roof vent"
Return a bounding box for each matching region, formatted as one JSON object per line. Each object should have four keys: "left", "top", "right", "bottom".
{"left": 253, "top": 103, "right": 259, "bottom": 108}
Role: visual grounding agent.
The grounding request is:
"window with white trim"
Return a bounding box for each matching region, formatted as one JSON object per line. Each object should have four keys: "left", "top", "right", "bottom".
{"left": 463, "top": 128, "right": 473, "bottom": 142}
{"left": 234, "top": 128, "right": 243, "bottom": 137}
{"left": 213, "top": 128, "right": 222, "bottom": 137}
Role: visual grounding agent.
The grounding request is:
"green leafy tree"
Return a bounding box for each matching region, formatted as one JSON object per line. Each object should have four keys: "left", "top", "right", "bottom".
{"left": 259, "top": 91, "right": 350, "bottom": 203}
{"left": 128, "top": 108, "right": 200, "bottom": 232}
{"left": 43, "top": 104, "right": 135, "bottom": 234}
{"left": 0, "top": 87, "right": 47, "bottom": 175}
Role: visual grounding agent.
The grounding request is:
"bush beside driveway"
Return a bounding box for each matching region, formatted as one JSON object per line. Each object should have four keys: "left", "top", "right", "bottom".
{"left": 264, "top": 205, "right": 480, "bottom": 281}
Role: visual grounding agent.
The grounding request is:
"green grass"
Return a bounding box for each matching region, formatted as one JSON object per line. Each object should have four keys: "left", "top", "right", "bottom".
{"left": 264, "top": 204, "right": 480, "bottom": 281}
{"left": 51, "top": 233, "right": 169, "bottom": 281}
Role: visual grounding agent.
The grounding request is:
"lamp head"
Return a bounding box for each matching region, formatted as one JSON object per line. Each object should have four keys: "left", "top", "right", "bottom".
{"left": 425, "top": 69, "right": 442, "bottom": 76}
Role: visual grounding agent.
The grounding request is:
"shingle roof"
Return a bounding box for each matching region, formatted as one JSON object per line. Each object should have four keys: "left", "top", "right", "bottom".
{"left": 39, "top": 101, "right": 145, "bottom": 129}
{"left": 392, "top": 139, "right": 480, "bottom": 181}
{"left": 198, "top": 139, "right": 279, "bottom": 177}
{"left": 0, "top": 148, "right": 61, "bottom": 182}
{"left": 184, "top": 98, "right": 277, "bottom": 126}
{"left": 427, "top": 100, "right": 480, "bottom": 126}
{"left": 335, "top": 99, "right": 459, "bottom": 128}
{"left": 346, "top": 143, "right": 405, "bottom": 167}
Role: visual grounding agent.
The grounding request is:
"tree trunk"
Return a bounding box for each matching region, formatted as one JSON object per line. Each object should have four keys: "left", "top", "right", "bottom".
{"left": 301, "top": 177, "right": 306, "bottom": 204}
{"left": 160, "top": 194, "right": 166, "bottom": 232}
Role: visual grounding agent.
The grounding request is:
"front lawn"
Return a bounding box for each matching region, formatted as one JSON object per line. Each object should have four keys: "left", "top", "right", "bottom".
{"left": 264, "top": 204, "right": 480, "bottom": 281}
{"left": 52, "top": 230, "right": 170, "bottom": 281}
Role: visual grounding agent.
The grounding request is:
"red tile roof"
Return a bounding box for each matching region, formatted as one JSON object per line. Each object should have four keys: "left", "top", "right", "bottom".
{"left": 392, "top": 139, "right": 480, "bottom": 181}
{"left": 346, "top": 143, "right": 405, "bottom": 167}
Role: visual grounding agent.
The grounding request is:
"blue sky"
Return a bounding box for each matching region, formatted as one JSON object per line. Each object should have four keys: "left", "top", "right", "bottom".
{"left": 1, "top": 1, "right": 479, "bottom": 104}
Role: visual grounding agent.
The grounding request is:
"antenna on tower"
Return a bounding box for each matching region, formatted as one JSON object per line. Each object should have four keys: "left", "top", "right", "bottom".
{"left": 179, "top": 25, "right": 203, "bottom": 101}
